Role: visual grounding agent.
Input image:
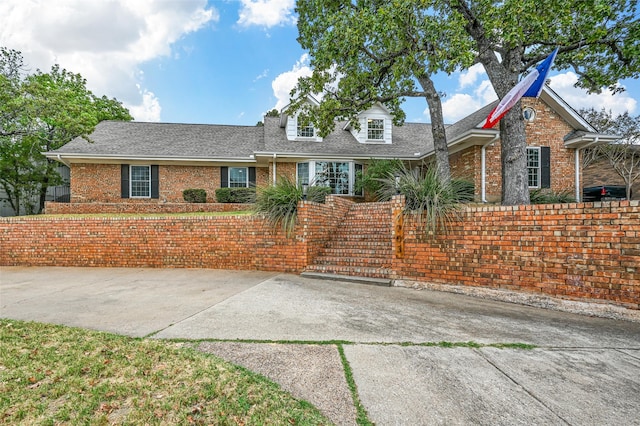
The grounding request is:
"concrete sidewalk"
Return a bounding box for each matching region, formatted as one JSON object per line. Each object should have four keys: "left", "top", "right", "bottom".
{"left": 2, "top": 266, "right": 640, "bottom": 425}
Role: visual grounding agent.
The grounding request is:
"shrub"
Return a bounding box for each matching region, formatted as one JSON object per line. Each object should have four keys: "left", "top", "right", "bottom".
{"left": 377, "top": 165, "right": 469, "bottom": 236}
{"left": 182, "top": 188, "right": 207, "bottom": 203}
{"left": 254, "top": 177, "right": 329, "bottom": 236}
{"left": 215, "top": 188, "right": 256, "bottom": 203}
{"left": 451, "top": 179, "right": 475, "bottom": 203}
{"left": 307, "top": 185, "right": 332, "bottom": 203}
{"left": 530, "top": 188, "right": 575, "bottom": 204}
{"left": 355, "top": 158, "right": 404, "bottom": 200}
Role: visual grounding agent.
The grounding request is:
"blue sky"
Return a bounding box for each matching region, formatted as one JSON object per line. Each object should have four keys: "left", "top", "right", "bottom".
{"left": 1, "top": 0, "right": 638, "bottom": 126}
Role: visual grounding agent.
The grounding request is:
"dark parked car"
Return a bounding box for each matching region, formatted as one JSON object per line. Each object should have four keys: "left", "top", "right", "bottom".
{"left": 582, "top": 185, "right": 629, "bottom": 201}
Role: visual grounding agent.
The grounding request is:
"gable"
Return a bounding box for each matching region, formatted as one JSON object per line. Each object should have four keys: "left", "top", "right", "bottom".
{"left": 284, "top": 114, "right": 323, "bottom": 142}
{"left": 279, "top": 95, "right": 323, "bottom": 142}
{"left": 346, "top": 103, "right": 393, "bottom": 144}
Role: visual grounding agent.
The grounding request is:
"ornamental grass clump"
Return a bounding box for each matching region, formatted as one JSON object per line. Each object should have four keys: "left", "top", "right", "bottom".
{"left": 377, "top": 166, "right": 471, "bottom": 236}
{"left": 529, "top": 188, "right": 575, "bottom": 204}
{"left": 254, "top": 177, "right": 330, "bottom": 236}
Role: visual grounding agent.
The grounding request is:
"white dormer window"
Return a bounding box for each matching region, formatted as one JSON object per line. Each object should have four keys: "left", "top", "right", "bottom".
{"left": 297, "top": 121, "right": 315, "bottom": 138}
{"left": 367, "top": 118, "right": 384, "bottom": 140}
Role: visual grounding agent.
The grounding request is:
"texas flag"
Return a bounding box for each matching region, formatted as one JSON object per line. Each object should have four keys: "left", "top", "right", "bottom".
{"left": 482, "top": 48, "right": 559, "bottom": 129}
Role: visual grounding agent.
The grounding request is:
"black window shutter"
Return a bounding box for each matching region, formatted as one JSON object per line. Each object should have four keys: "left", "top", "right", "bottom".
{"left": 248, "top": 167, "right": 256, "bottom": 187}
{"left": 121, "top": 164, "right": 129, "bottom": 198}
{"left": 221, "top": 167, "right": 228, "bottom": 188}
{"left": 151, "top": 165, "right": 159, "bottom": 198}
{"left": 541, "top": 146, "right": 551, "bottom": 188}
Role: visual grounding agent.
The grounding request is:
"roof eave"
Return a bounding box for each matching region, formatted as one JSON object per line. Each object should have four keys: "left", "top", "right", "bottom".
{"left": 253, "top": 151, "right": 419, "bottom": 161}
{"left": 564, "top": 133, "right": 620, "bottom": 149}
{"left": 44, "top": 152, "right": 257, "bottom": 164}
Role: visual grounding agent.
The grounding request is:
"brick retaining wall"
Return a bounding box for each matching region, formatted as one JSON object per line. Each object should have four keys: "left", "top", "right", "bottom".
{"left": 2, "top": 198, "right": 638, "bottom": 310}
{"left": 1, "top": 214, "right": 306, "bottom": 272}
{"left": 393, "top": 201, "right": 639, "bottom": 309}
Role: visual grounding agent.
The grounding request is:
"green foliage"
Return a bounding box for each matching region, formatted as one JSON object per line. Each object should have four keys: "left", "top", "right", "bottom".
{"left": 0, "top": 47, "right": 132, "bottom": 215}
{"left": 215, "top": 187, "right": 256, "bottom": 203}
{"left": 529, "top": 189, "right": 575, "bottom": 204}
{"left": 451, "top": 179, "right": 475, "bottom": 203}
{"left": 292, "top": 0, "right": 472, "bottom": 183}
{"left": 254, "top": 177, "right": 328, "bottom": 236}
{"left": 377, "top": 165, "right": 470, "bottom": 236}
{"left": 182, "top": 188, "right": 207, "bottom": 203}
{"left": 356, "top": 159, "right": 404, "bottom": 200}
{"left": 307, "top": 185, "right": 332, "bottom": 203}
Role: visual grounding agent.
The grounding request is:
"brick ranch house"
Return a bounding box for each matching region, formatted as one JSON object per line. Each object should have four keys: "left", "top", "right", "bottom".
{"left": 45, "top": 86, "right": 617, "bottom": 205}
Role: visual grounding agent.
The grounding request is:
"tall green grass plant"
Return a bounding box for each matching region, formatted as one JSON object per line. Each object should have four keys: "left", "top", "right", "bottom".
{"left": 377, "top": 165, "right": 471, "bottom": 236}
{"left": 254, "top": 177, "right": 330, "bottom": 236}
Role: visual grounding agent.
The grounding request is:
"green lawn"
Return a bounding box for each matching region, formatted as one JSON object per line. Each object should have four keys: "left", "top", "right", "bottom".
{"left": 0, "top": 319, "right": 329, "bottom": 425}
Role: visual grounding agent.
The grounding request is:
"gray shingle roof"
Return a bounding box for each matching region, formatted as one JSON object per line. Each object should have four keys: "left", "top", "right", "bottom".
{"left": 49, "top": 106, "right": 493, "bottom": 160}
{"left": 52, "top": 121, "right": 263, "bottom": 159}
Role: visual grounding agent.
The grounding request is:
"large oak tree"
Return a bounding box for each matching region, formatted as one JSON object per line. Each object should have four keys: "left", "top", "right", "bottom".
{"left": 443, "top": 0, "right": 639, "bottom": 204}
{"left": 291, "top": 0, "right": 475, "bottom": 184}
{"left": 292, "top": 0, "right": 639, "bottom": 204}
{"left": 0, "top": 48, "right": 133, "bottom": 214}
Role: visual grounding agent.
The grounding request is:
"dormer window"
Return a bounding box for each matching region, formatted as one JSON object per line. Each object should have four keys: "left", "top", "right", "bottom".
{"left": 297, "top": 120, "right": 315, "bottom": 138}
{"left": 367, "top": 119, "right": 384, "bottom": 140}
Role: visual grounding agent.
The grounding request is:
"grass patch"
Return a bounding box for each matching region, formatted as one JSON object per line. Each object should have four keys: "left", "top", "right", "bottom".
{"left": 0, "top": 320, "right": 329, "bottom": 425}
{"left": 336, "top": 345, "right": 373, "bottom": 426}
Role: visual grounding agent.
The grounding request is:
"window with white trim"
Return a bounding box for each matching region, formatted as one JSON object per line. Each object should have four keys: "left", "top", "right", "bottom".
{"left": 527, "top": 147, "right": 540, "bottom": 188}
{"left": 367, "top": 118, "right": 384, "bottom": 140}
{"left": 297, "top": 119, "right": 315, "bottom": 138}
{"left": 229, "top": 167, "right": 249, "bottom": 188}
{"left": 130, "top": 165, "right": 151, "bottom": 198}
{"left": 297, "top": 161, "right": 362, "bottom": 196}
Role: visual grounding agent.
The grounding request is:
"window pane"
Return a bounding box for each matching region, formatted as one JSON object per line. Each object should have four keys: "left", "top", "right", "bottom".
{"left": 354, "top": 163, "right": 363, "bottom": 196}
{"left": 130, "top": 166, "right": 150, "bottom": 197}
{"left": 527, "top": 148, "right": 540, "bottom": 188}
{"left": 297, "top": 162, "right": 309, "bottom": 186}
{"left": 313, "top": 161, "right": 350, "bottom": 194}
{"left": 297, "top": 121, "right": 314, "bottom": 137}
{"left": 229, "top": 167, "right": 248, "bottom": 188}
{"left": 367, "top": 119, "right": 384, "bottom": 140}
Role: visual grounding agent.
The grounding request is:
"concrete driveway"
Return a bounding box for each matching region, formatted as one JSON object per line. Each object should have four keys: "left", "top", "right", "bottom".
{"left": 2, "top": 266, "right": 639, "bottom": 425}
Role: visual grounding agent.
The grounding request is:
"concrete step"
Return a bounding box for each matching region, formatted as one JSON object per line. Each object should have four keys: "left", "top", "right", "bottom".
{"left": 303, "top": 264, "right": 392, "bottom": 280}
{"left": 300, "top": 271, "right": 392, "bottom": 287}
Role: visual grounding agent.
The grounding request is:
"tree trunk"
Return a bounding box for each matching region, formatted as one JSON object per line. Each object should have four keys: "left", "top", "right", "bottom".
{"left": 477, "top": 46, "right": 530, "bottom": 205}
{"left": 500, "top": 105, "right": 530, "bottom": 205}
{"left": 417, "top": 75, "right": 451, "bottom": 184}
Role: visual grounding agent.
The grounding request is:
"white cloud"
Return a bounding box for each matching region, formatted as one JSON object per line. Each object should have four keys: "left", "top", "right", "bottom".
{"left": 237, "top": 0, "right": 296, "bottom": 28}
{"left": 436, "top": 77, "right": 497, "bottom": 123}
{"left": 458, "top": 63, "right": 486, "bottom": 89}
{"left": 128, "top": 88, "right": 162, "bottom": 122}
{"left": 441, "top": 94, "right": 484, "bottom": 123}
{"left": 0, "top": 0, "right": 218, "bottom": 122}
{"left": 271, "top": 54, "right": 313, "bottom": 111}
{"left": 549, "top": 71, "right": 637, "bottom": 115}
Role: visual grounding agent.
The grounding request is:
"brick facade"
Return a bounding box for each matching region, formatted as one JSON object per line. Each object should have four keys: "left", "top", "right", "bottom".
{"left": 450, "top": 98, "right": 578, "bottom": 202}
{"left": 69, "top": 163, "right": 269, "bottom": 203}
{"left": 2, "top": 198, "right": 638, "bottom": 310}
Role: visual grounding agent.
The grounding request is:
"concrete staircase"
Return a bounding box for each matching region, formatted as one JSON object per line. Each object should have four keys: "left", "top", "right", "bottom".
{"left": 302, "top": 202, "right": 394, "bottom": 286}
